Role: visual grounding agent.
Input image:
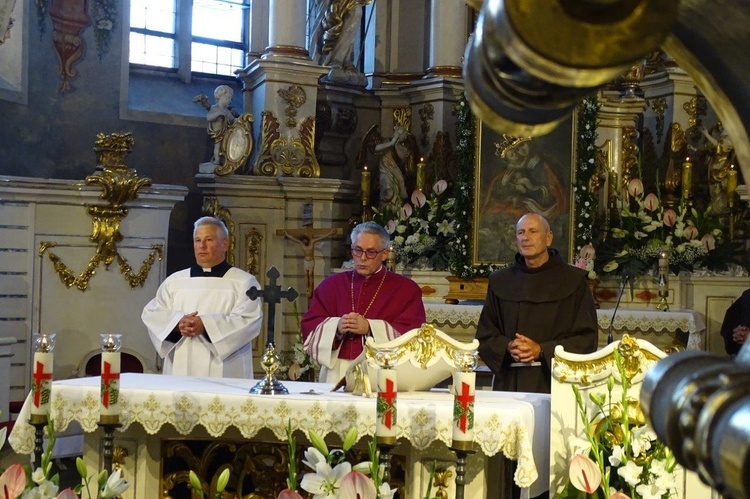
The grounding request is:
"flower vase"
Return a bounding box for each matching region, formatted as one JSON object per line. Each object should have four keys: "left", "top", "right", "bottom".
{"left": 588, "top": 279, "right": 600, "bottom": 309}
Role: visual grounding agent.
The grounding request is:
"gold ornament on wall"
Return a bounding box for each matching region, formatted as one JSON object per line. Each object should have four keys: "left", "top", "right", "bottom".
{"left": 419, "top": 103, "right": 434, "bottom": 147}
{"left": 620, "top": 127, "right": 639, "bottom": 195}
{"left": 252, "top": 111, "right": 320, "bottom": 177}
{"left": 393, "top": 107, "right": 412, "bottom": 131}
{"left": 648, "top": 97, "right": 668, "bottom": 143}
{"left": 278, "top": 84, "right": 306, "bottom": 128}
{"left": 39, "top": 133, "right": 163, "bottom": 291}
{"left": 245, "top": 227, "right": 264, "bottom": 277}
{"left": 683, "top": 95, "right": 707, "bottom": 128}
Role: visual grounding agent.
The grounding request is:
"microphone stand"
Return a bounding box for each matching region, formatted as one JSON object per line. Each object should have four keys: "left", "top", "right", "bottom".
{"left": 607, "top": 275, "right": 631, "bottom": 345}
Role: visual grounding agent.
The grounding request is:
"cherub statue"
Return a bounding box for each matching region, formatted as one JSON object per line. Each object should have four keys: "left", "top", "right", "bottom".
{"left": 194, "top": 85, "right": 240, "bottom": 166}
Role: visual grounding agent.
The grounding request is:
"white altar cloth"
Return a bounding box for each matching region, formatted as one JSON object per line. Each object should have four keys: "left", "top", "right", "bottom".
{"left": 9, "top": 373, "right": 550, "bottom": 495}
{"left": 425, "top": 303, "right": 705, "bottom": 350}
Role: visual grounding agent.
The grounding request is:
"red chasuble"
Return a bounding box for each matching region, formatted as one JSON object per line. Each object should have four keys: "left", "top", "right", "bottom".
{"left": 302, "top": 269, "right": 426, "bottom": 360}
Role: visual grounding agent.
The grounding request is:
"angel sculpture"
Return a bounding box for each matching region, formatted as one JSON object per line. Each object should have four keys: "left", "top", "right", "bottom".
{"left": 359, "top": 125, "right": 420, "bottom": 212}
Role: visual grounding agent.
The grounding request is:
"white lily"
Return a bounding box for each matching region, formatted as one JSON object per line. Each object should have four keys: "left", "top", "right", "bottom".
{"left": 300, "top": 461, "right": 351, "bottom": 499}
{"left": 101, "top": 468, "right": 130, "bottom": 498}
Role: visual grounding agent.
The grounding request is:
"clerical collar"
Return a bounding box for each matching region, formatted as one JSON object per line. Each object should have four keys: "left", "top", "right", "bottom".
{"left": 355, "top": 265, "right": 385, "bottom": 280}
{"left": 190, "top": 260, "right": 231, "bottom": 277}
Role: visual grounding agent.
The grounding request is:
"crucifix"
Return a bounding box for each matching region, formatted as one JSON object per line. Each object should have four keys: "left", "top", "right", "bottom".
{"left": 246, "top": 266, "right": 298, "bottom": 394}
{"left": 276, "top": 200, "right": 343, "bottom": 299}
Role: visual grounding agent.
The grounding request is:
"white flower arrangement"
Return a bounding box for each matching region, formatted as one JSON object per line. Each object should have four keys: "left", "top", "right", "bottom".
{"left": 376, "top": 180, "right": 456, "bottom": 271}
{"left": 595, "top": 178, "right": 740, "bottom": 278}
{"left": 562, "top": 351, "right": 678, "bottom": 499}
{"left": 277, "top": 423, "right": 440, "bottom": 499}
{"left": 0, "top": 419, "right": 130, "bottom": 499}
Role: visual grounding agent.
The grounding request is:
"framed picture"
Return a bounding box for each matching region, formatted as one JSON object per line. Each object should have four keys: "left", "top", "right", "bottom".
{"left": 472, "top": 115, "right": 576, "bottom": 265}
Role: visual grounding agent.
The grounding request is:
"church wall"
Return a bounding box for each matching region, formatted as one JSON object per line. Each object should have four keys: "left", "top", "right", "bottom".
{"left": 0, "top": 4, "right": 239, "bottom": 274}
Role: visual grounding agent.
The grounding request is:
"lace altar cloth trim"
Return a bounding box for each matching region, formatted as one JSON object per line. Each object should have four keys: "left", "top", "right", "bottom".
{"left": 9, "top": 374, "right": 549, "bottom": 490}
{"left": 596, "top": 309, "right": 705, "bottom": 350}
{"left": 426, "top": 304, "right": 705, "bottom": 350}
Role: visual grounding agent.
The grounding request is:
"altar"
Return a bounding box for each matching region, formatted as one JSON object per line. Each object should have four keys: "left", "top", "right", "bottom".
{"left": 424, "top": 302, "right": 706, "bottom": 352}
{"left": 9, "top": 373, "right": 550, "bottom": 498}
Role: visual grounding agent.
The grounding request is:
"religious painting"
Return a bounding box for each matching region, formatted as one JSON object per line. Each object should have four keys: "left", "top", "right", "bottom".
{"left": 472, "top": 116, "right": 576, "bottom": 265}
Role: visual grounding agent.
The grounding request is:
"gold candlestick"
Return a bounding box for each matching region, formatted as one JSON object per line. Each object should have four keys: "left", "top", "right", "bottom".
{"left": 727, "top": 164, "right": 738, "bottom": 209}
{"left": 681, "top": 157, "right": 692, "bottom": 204}
{"left": 416, "top": 158, "right": 426, "bottom": 192}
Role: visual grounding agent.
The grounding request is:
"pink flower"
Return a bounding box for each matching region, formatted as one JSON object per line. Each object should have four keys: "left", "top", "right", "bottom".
{"left": 399, "top": 203, "right": 413, "bottom": 221}
{"left": 643, "top": 193, "right": 660, "bottom": 211}
{"left": 433, "top": 179, "right": 448, "bottom": 195}
{"left": 385, "top": 220, "right": 396, "bottom": 234}
{"left": 0, "top": 464, "right": 27, "bottom": 499}
{"left": 568, "top": 454, "right": 601, "bottom": 494}
{"left": 684, "top": 225, "right": 699, "bottom": 240}
{"left": 411, "top": 189, "right": 427, "bottom": 208}
{"left": 579, "top": 244, "right": 596, "bottom": 260}
{"left": 57, "top": 490, "right": 80, "bottom": 499}
{"left": 663, "top": 209, "right": 677, "bottom": 227}
{"left": 339, "top": 471, "right": 377, "bottom": 499}
{"left": 701, "top": 233, "right": 716, "bottom": 250}
{"left": 610, "top": 492, "right": 631, "bottom": 499}
{"left": 628, "top": 178, "right": 644, "bottom": 198}
{"left": 278, "top": 489, "right": 305, "bottom": 499}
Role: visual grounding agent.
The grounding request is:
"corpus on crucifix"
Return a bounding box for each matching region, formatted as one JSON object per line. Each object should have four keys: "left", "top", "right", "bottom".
{"left": 276, "top": 201, "right": 343, "bottom": 298}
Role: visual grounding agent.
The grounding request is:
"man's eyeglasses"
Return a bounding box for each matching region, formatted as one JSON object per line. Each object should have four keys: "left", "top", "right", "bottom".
{"left": 351, "top": 247, "right": 386, "bottom": 259}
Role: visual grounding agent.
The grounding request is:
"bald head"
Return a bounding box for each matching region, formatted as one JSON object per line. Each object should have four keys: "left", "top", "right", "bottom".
{"left": 515, "top": 213, "right": 553, "bottom": 268}
{"left": 516, "top": 213, "right": 550, "bottom": 233}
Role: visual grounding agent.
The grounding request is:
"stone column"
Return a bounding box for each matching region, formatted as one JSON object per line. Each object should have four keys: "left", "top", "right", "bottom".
{"left": 265, "top": 0, "right": 308, "bottom": 60}
{"left": 239, "top": 0, "right": 328, "bottom": 178}
{"left": 426, "top": 0, "right": 466, "bottom": 79}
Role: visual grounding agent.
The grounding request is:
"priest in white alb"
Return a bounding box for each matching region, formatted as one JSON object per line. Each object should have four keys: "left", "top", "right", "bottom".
{"left": 142, "top": 216, "right": 263, "bottom": 377}
{"left": 302, "top": 222, "right": 426, "bottom": 383}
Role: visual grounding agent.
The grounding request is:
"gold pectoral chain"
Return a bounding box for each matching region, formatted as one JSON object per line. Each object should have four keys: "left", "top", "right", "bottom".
{"left": 39, "top": 241, "right": 163, "bottom": 292}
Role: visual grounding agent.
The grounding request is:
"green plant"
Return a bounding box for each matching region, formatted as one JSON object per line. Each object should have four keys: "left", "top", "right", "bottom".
{"left": 0, "top": 419, "right": 130, "bottom": 499}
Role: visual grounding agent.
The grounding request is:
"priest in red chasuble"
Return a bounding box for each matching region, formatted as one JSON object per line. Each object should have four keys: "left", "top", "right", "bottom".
{"left": 302, "top": 222, "right": 426, "bottom": 383}
{"left": 476, "top": 213, "right": 598, "bottom": 394}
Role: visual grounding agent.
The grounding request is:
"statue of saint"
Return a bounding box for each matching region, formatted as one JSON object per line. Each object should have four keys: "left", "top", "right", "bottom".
{"left": 374, "top": 126, "right": 418, "bottom": 211}
{"left": 309, "top": 0, "right": 373, "bottom": 86}
{"left": 702, "top": 122, "right": 736, "bottom": 215}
